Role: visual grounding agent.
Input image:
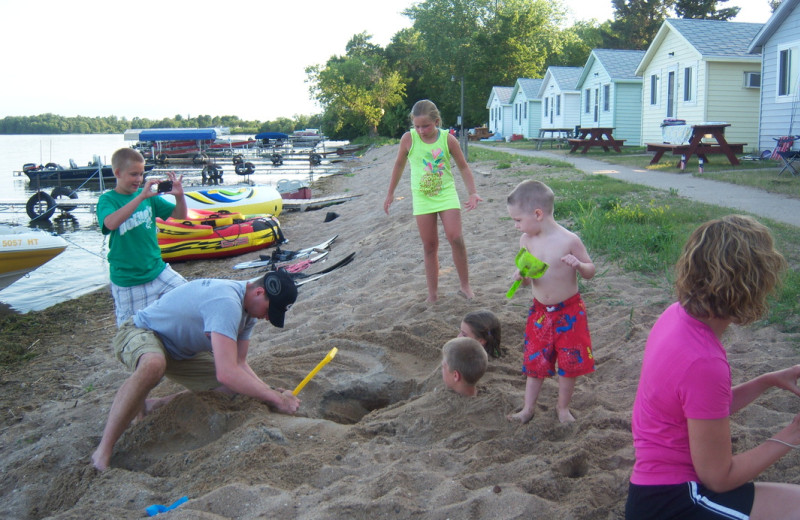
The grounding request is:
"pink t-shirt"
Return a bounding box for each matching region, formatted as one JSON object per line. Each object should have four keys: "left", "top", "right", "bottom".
{"left": 630, "top": 302, "right": 731, "bottom": 485}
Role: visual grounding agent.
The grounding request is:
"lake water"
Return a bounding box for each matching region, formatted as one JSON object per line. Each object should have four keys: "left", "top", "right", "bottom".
{"left": 0, "top": 134, "right": 346, "bottom": 313}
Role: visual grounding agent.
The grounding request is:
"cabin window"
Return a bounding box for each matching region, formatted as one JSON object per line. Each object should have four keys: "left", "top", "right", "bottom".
{"left": 744, "top": 72, "right": 760, "bottom": 88}
{"left": 683, "top": 67, "right": 693, "bottom": 101}
{"left": 556, "top": 95, "right": 561, "bottom": 116}
{"left": 778, "top": 45, "right": 798, "bottom": 98}
{"left": 544, "top": 97, "right": 549, "bottom": 117}
{"left": 650, "top": 74, "right": 659, "bottom": 105}
{"left": 524, "top": 103, "right": 527, "bottom": 118}
{"left": 585, "top": 89, "right": 591, "bottom": 113}
{"left": 603, "top": 84, "right": 610, "bottom": 111}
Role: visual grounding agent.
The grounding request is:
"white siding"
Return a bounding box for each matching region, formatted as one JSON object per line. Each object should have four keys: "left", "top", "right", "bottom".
{"left": 641, "top": 32, "right": 702, "bottom": 143}
{"left": 758, "top": 7, "right": 800, "bottom": 151}
{"left": 579, "top": 60, "right": 607, "bottom": 127}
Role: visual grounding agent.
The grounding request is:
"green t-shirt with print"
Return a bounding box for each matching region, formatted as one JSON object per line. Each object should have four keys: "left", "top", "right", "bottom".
{"left": 97, "top": 189, "right": 175, "bottom": 287}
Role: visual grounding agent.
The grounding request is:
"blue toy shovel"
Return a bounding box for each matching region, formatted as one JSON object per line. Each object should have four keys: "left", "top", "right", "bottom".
{"left": 506, "top": 248, "right": 549, "bottom": 298}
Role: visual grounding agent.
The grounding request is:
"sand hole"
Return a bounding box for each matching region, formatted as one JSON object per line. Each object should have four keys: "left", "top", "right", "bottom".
{"left": 555, "top": 455, "right": 589, "bottom": 479}
{"left": 319, "top": 380, "right": 418, "bottom": 424}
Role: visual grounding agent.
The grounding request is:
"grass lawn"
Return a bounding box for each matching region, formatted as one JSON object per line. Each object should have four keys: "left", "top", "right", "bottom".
{"left": 480, "top": 140, "right": 800, "bottom": 200}
{"left": 469, "top": 145, "right": 800, "bottom": 336}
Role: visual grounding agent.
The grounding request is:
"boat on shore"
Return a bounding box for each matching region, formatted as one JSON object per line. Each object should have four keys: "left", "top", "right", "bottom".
{"left": 157, "top": 209, "right": 284, "bottom": 262}
{"left": 0, "top": 226, "right": 68, "bottom": 290}
{"left": 161, "top": 185, "right": 284, "bottom": 216}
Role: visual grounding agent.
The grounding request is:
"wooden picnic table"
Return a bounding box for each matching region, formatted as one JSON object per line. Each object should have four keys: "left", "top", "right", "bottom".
{"left": 568, "top": 127, "right": 625, "bottom": 153}
{"left": 533, "top": 128, "right": 573, "bottom": 150}
{"left": 646, "top": 123, "right": 745, "bottom": 170}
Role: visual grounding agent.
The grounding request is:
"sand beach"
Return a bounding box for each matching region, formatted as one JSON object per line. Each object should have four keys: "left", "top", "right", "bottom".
{"left": 2, "top": 144, "right": 799, "bottom": 519}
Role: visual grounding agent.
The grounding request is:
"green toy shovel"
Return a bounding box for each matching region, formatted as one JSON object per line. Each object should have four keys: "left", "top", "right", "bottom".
{"left": 506, "top": 248, "right": 549, "bottom": 298}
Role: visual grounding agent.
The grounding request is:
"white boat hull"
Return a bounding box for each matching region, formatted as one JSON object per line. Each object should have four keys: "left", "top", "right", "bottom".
{"left": 0, "top": 227, "right": 68, "bottom": 291}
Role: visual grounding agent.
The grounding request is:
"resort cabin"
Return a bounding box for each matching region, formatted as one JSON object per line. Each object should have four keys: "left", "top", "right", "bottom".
{"left": 577, "top": 49, "right": 646, "bottom": 146}
{"left": 509, "top": 78, "right": 544, "bottom": 139}
{"left": 747, "top": 0, "right": 800, "bottom": 153}
{"left": 635, "top": 18, "right": 763, "bottom": 149}
{"left": 486, "top": 86, "right": 514, "bottom": 138}
{"left": 537, "top": 66, "right": 583, "bottom": 132}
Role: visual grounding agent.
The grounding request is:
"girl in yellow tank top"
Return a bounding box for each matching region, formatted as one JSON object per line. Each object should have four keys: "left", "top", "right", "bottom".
{"left": 384, "top": 100, "right": 483, "bottom": 302}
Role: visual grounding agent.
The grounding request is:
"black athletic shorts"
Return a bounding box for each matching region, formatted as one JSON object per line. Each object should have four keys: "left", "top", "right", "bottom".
{"left": 625, "top": 481, "right": 754, "bottom": 519}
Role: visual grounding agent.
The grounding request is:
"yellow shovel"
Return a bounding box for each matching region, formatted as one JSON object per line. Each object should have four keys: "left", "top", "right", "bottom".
{"left": 292, "top": 347, "right": 338, "bottom": 395}
{"left": 506, "top": 248, "right": 549, "bottom": 298}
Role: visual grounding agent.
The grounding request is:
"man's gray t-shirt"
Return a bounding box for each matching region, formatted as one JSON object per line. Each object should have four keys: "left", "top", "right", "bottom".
{"left": 134, "top": 279, "right": 257, "bottom": 360}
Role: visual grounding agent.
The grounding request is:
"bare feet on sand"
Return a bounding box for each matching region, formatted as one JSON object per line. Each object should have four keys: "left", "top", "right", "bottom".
{"left": 91, "top": 449, "right": 110, "bottom": 472}
{"left": 507, "top": 408, "right": 535, "bottom": 424}
{"left": 458, "top": 287, "right": 474, "bottom": 300}
{"left": 558, "top": 408, "right": 576, "bottom": 423}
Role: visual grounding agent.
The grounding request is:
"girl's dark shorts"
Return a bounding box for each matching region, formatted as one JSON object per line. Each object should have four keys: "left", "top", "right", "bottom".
{"left": 625, "top": 481, "right": 754, "bottom": 520}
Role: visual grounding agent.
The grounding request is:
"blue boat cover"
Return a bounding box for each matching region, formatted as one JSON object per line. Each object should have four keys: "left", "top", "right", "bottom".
{"left": 138, "top": 128, "right": 218, "bottom": 141}
{"left": 255, "top": 132, "right": 289, "bottom": 140}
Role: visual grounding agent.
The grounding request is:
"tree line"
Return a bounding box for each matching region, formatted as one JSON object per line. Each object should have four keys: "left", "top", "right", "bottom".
{"left": 306, "top": 0, "right": 780, "bottom": 139}
{"left": 0, "top": 113, "right": 323, "bottom": 136}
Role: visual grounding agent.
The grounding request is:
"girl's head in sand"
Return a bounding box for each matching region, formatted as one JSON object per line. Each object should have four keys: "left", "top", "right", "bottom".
{"left": 410, "top": 99, "right": 441, "bottom": 142}
{"left": 676, "top": 214, "right": 786, "bottom": 325}
{"left": 459, "top": 310, "right": 502, "bottom": 358}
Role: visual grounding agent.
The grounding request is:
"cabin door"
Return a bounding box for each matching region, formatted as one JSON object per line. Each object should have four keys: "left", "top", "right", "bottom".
{"left": 666, "top": 71, "right": 676, "bottom": 118}
{"left": 593, "top": 88, "right": 599, "bottom": 122}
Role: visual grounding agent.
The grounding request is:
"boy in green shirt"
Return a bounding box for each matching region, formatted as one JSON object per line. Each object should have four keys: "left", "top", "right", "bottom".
{"left": 97, "top": 148, "right": 188, "bottom": 326}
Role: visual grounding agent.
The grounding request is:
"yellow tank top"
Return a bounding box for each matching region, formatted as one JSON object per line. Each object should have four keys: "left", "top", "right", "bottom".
{"left": 408, "top": 129, "right": 460, "bottom": 215}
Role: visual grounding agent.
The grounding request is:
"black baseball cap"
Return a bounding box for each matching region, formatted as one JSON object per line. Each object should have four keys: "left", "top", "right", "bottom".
{"left": 263, "top": 269, "right": 297, "bottom": 328}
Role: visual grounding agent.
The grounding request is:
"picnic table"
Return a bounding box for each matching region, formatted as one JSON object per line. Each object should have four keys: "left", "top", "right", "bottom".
{"left": 532, "top": 128, "right": 573, "bottom": 150}
{"left": 568, "top": 127, "right": 625, "bottom": 153}
{"left": 645, "top": 123, "right": 745, "bottom": 170}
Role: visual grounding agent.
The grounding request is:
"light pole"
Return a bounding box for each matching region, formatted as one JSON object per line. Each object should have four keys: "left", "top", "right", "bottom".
{"left": 452, "top": 75, "right": 468, "bottom": 160}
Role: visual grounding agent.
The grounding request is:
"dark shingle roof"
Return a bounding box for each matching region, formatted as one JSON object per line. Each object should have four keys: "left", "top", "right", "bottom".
{"left": 592, "top": 49, "right": 646, "bottom": 80}
{"left": 492, "top": 86, "right": 514, "bottom": 104}
{"left": 667, "top": 18, "right": 763, "bottom": 58}
{"left": 549, "top": 67, "right": 584, "bottom": 90}
{"left": 517, "top": 78, "right": 544, "bottom": 99}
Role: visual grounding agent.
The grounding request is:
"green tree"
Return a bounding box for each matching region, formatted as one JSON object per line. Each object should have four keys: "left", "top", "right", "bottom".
{"left": 306, "top": 33, "right": 406, "bottom": 138}
{"left": 608, "top": 0, "right": 672, "bottom": 50}
{"left": 404, "top": 0, "right": 567, "bottom": 129}
{"left": 674, "top": 0, "right": 740, "bottom": 19}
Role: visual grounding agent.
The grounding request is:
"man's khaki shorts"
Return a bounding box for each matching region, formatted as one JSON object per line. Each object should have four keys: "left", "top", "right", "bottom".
{"left": 113, "top": 318, "right": 221, "bottom": 391}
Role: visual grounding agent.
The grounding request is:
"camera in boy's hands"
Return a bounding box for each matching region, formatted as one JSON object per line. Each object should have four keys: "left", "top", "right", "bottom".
{"left": 156, "top": 180, "right": 173, "bottom": 193}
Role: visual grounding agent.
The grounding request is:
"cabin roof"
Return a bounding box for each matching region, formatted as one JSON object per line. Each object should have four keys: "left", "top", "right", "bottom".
{"left": 515, "top": 78, "right": 544, "bottom": 100}
{"left": 748, "top": 0, "right": 800, "bottom": 53}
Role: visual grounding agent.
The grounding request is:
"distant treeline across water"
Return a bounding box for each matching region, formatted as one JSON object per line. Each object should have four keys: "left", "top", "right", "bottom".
{"left": 0, "top": 113, "right": 322, "bottom": 136}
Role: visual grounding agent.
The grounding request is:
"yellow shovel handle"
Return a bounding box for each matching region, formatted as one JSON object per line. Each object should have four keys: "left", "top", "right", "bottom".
{"left": 293, "top": 347, "right": 338, "bottom": 395}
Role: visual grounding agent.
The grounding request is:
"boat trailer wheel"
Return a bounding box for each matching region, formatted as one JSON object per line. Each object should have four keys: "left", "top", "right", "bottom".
{"left": 232, "top": 154, "right": 245, "bottom": 165}
{"left": 271, "top": 153, "right": 283, "bottom": 166}
{"left": 309, "top": 153, "right": 322, "bottom": 166}
{"left": 26, "top": 191, "right": 57, "bottom": 221}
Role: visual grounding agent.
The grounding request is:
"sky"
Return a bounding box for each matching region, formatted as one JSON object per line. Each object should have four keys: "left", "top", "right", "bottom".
{"left": 0, "top": 0, "right": 776, "bottom": 123}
